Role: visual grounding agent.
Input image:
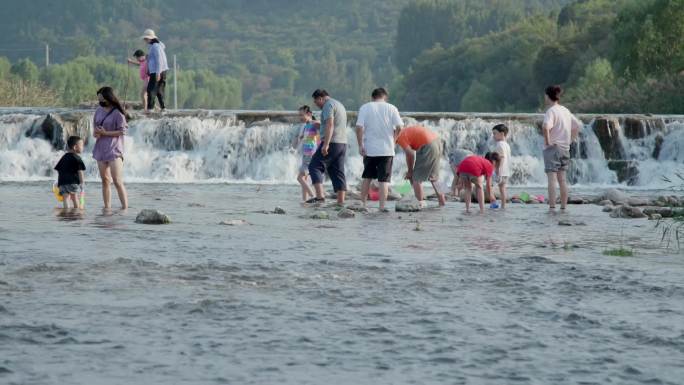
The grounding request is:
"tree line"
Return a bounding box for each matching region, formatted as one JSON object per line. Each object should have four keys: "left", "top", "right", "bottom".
{"left": 395, "top": 0, "right": 684, "bottom": 113}
{"left": 1, "top": 0, "right": 683, "bottom": 113}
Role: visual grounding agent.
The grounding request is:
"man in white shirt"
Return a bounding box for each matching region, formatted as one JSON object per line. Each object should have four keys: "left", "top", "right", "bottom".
{"left": 355, "top": 88, "right": 403, "bottom": 211}
{"left": 542, "top": 85, "right": 582, "bottom": 211}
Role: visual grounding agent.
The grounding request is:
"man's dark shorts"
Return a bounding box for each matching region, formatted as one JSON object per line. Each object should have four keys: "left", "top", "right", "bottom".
{"left": 362, "top": 156, "right": 393, "bottom": 183}
{"left": 308, "top": 143, "right": 347, "bottom": 192}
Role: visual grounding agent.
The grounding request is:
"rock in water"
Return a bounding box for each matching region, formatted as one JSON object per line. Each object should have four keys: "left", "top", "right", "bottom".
{"left": 648, "top": 213, "right": 663, "bottom": 221}
{"left": 607, "top": 160, "right": 640, "bottom": 186}
{"left": 602, "top": 189, "right": 630, "bottom": 205}
{"left": 598, "top": 200, "right": 613, "bottom": 206}
{"left": 592, "top": 117, "right": 625, "bottom": 160}
{"left": 346, "top": 203, "right": 370, "bottom": 213}
{"left": 610, "top": 206, "right": 646, "bottom": 219}
{"left": 627, "top": 197, "right": 650, "bottom": 207}
{"left": 219, "top": 219, "right": 249, "bottom": 226}
{"left": 273, "top": 207, "right": 286, "bottom": 215}
{"left": 643, "top": 207, "right": 673, "bottom": 218}
{"left": 602, "top": 205, "right": 615, "bottom": 213}
{"left": 396, "top": 201, "right": 421, "bottom": 212}
{"left": 135, "top": 209, "right": 171, "bottom": 224}
{"left": 568, "top": 196, "right": 585, "bottom": 205}
{"left": 559, "top": 220, "right": 587, "bottom": 226}
{"left": 337, "top": 209, "right": 356, "bottom": 219}
{"left": 387, "top": 191, "right": 403, "bottom": 201}
{"left": 310, "top": 211, "right": 329, "bottom": 220}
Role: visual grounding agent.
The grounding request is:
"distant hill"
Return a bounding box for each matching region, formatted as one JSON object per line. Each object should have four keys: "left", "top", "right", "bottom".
{"left": 0, "top": 0, "right": 411, "bottom": 109}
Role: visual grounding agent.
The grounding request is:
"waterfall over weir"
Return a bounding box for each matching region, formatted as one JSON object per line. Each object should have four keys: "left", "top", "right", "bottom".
{"left": 0, "top": 109, "right": 682, "bottom": 187}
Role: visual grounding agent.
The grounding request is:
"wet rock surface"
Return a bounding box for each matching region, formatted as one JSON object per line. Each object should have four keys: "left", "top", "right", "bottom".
{"left": 337, "top": 209, "right": 356, "bottom": 219}
{"left": 610, "top": 205, "right": 647, "bottom": 219}
{"left": 592, "top": 117, "right": 625, "bottom": 160}
{"left": 310, "top": 211, "right": 330, "bottom": 220}
{"left": 396, "top": 201, "right": 421, "bottom": 213}
{"left": 135, "top": 209, "right": 171, "bottom": 224}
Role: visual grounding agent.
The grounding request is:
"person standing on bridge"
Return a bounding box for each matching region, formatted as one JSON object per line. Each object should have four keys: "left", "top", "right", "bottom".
{"left": 141, "top": 29, "right": 169, "bottom": 113}
{"left": 542, "top": 85, "right": 582, "bottom": 211}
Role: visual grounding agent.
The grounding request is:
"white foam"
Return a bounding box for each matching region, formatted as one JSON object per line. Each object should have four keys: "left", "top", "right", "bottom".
{"left": 0, "top": 112, "right": 682, "bottom": 189}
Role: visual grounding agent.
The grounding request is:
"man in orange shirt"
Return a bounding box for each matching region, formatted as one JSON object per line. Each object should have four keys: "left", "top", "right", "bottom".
{"left": 395, "top": 125, "right": 446, "bottom": 206}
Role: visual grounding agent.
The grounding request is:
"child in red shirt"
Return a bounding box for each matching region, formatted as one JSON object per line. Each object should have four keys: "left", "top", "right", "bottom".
{"left": 457, "top": 153, "right": 499, "bottom": 213}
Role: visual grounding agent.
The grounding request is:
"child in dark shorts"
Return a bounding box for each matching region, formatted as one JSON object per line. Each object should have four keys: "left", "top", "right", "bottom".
{"left": 54, "top": 136, "right": 86, "bottom": 209}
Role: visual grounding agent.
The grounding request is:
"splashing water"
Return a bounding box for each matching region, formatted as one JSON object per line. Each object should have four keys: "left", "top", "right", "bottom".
{"left": 0, "top": 110, "right": 682, "bottom": 188}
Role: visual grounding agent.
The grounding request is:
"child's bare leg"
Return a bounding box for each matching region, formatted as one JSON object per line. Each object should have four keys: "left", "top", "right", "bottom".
{"left": 451, "top": 167, "right": 458, "bottom": 197}
{"left": 464, "top": 183, "right": 472, "bottom": 212}
{"left": 499, "top": 182, "right": 507, "bottom": 209}
{"left": 70, "top": 193, "right": 80, "bottom": 209}
{"left": 475, "top": 179, "right": 485, "bottom": 213}
{"left": 142, "top": 85, "right": 149, "bottom": 112}
{"left": 62, "top": 194, "right": 69, "bottom": 209}
{"left": 297, "top": 172, "right": 313, "bottom": 201}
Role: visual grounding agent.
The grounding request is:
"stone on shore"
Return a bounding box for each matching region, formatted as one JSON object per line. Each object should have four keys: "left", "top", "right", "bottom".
{"left": 627, "top": 197, "right": 650, "bottom": 207}
{"left": 568, "top": 196, "right": 586, "bottom": 205}
{"left": 387, "top": 191, "right": 403, "bottom": 201}
{"left": 310, "top": 211, "right": 330, "bottom": 220}
{"left": 648, "top": 213, "right": 663, "bottom": 221}
{"left": 337, "top": 209, "right": 356, "bottom": 219}
{"left": 643, "top": 207, "right": 673, "bottom": 218}
{"left": 598, "top": 200, "right": 613, "bottom": 206}
{"left": 396, "top": 201, "right": 421, "bottom": 213}
{"left": 273, "top": 207, "right": 286, "bottom": 215}
{"left": 135, "top": 209, "right": 171, "bottom": 224}
{"left": 346, "top": 203, "right": 370, "bottom": 213}
{"left": 601, "top": 189, "right": 630, "bottom": 205}
{"left": 348, "top": 190, "right": 364, "bottom": 201}
{"left": 602, "top": 205, "right": 615, "bottom": 213}
{"left": 610, "top": 205, "right": 646, "bottom": 219}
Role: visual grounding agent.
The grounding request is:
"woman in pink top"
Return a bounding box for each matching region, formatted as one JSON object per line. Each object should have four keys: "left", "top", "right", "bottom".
{"left": 542, "top": 85, "right": 582, "bottom": 211}
{"left": 127, "top": 50, "right": 150, "bottom": 112}
{"left": 93, "top": 87, "right": 129, "bottom": 210}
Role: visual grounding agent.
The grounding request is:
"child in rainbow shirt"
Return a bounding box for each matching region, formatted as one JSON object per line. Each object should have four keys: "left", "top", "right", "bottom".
{"left": 293, "top": 105, "right": 320, "bottom": 202}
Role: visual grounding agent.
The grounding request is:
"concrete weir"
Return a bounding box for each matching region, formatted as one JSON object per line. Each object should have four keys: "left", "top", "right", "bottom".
{"left": 0, "top": 108, "right": 682, "bottom": 186}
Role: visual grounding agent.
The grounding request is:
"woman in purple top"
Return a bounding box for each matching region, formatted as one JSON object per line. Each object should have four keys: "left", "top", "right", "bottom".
{"left": 93, "top": 86, "right": 129, "bottom": 209}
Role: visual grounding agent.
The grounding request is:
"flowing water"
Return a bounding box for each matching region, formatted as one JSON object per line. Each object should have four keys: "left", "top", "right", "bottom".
{"left": 1, "top": 110, "right": 683, "bottom": 384}
{"left": 1, "top": 109, "right": 683, "bottom": 186}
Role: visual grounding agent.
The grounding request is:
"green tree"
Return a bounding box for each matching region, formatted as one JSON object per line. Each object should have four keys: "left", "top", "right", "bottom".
{"left": 10, "top": 58, "right": 39, "bottom": 83}
{"left": 41, "top": 61, "right": 98, "bottom": 105}
{"left": 565, "top": 58, "right": 617, "bottom": 112}
{"left": 613, "top": 0, "right": 684, "bottom": 76}
{"left": 0, "top": 57, "right": 11, "bottom": 79}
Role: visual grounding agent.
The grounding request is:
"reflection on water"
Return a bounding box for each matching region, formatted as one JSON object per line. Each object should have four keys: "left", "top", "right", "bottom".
{"left": 1, "top": 182, "right": 683, "bottom": 385}
{"left": 53, "top": 208, "right": 85, "bottom": 222}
